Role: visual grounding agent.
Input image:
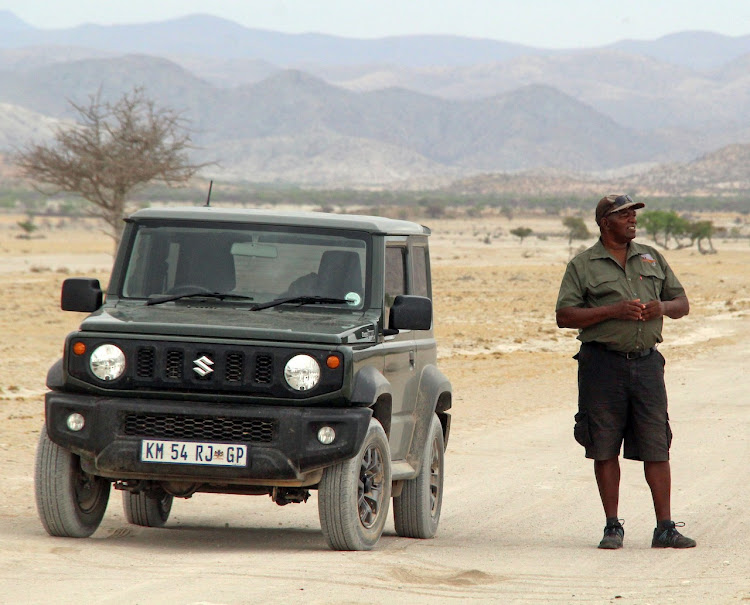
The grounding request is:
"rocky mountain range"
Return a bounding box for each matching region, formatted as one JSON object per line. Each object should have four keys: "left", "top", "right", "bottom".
{"left": 1, "top": 11, "right": 749, "bottom": 191}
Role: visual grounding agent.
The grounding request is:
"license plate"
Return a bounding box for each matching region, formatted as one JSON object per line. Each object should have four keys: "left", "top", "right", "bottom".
{"left": 141, "top": 439, "right": 248, "bottom": 467}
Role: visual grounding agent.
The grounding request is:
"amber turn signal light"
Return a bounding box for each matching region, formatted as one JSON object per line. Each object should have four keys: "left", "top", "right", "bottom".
{"left": 326, "top": 355, "right": 340, "bottom": 369}
{"left": 72, "top": 342, "right": 86, "bottom": 355}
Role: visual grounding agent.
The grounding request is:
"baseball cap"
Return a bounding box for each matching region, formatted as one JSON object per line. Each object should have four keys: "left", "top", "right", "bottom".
{"left": 595, "top": 194, "right": 645, "bottom": 225}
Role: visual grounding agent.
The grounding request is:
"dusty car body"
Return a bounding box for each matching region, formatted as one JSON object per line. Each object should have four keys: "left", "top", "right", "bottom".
{"left": 35, "top": 206, "right": 451, "bottom": 550}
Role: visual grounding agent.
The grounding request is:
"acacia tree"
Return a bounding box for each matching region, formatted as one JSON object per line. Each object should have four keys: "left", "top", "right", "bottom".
{"left": 638, "top": 210, "right": 689, "bottom": 249}
{"left": 17, "top": 215, "right": 38, "bottom": 238}
{"left": 510, "top": 226, "right": 532, "bottom": 244}
{"left": 562, "top": 216, "right": 590, "bottom": 244}
{"left": 14, "top": 87, "right": 206, "bottom": 250}
{"left": 688, "top": 220, "right": 717, "bottom": 254}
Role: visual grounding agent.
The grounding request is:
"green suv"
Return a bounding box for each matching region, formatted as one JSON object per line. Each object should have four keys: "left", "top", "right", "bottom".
{"left": 35, "top": 207, "right": 452, "bottom": 550}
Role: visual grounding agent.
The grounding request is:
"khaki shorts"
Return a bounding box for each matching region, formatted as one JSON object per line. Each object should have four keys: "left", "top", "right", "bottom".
{"left": 574, "top": 342, "right": 672, "bottom": 461}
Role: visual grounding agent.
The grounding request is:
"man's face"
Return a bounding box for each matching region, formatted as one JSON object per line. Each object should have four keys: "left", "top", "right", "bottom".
{"left": 604, "top": 208, "right": 637, "bottom": 242}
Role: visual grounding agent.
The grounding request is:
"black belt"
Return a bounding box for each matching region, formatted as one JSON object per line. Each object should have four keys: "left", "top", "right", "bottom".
{"left": 587, "top": 342, "right": 655, "bottom": 360}
{"left": 611, "top": 347, "right": 654, "bottom": 360}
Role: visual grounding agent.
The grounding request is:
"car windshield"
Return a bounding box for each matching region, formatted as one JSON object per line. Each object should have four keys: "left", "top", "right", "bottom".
{"left": 120, "top": 221, "right": 370, "bottom": 310}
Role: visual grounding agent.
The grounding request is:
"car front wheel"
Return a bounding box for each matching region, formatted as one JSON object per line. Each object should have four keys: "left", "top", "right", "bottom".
{"left": 34, "top": 427, "right": 110, "bottom": 538}
{"left": 318, "top": 418, "right": 392, "bottom": 550}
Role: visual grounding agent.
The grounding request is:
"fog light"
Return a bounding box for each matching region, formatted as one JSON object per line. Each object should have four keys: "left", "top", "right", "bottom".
{"left": 317, "top": 426, "right": 336, "bottom": 445}
{"left": 66, "top": 413, "right": 85, "bottom": 432}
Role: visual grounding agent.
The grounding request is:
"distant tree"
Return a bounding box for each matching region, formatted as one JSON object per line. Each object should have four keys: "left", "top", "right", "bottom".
{"left": 17, "top": 216, "right": 37, "bottom": 238}
{"left": 562, "top": 216, "right": 590, "bottom": 244}
{"left": 422, "top": 203, "right": 446, "bottom": 219}
{"left": 14, "top": 87, "right": 207, "bottom": 251}
{"left": 638, "top": 209, "right": 719, "bottom": 253}
{"left": 510, "top": 226, "right": 532, "bottom": 244}
{"left": 638, "top": 210, "right": 689, "bottom": 249}
{"left": 688, "top": 220, "right": 717, "bottom": 254}
{"left": 638, "top": 211, "right": 662, "bottom": 245}
{"left": 666, "top": 213, "right": 690, "bottom": 248}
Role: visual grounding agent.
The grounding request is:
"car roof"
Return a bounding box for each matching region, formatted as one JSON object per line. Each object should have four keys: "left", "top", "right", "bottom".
{"left": 128, "top": 206, "right": 431, "bottom": 236}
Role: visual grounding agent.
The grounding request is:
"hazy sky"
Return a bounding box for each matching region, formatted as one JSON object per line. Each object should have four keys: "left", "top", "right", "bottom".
{"left": 2, "top": 0, "right": 749, "bottom": 48}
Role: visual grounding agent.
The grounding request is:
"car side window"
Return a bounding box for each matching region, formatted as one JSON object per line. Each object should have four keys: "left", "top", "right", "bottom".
{"left": 385, "top": 246, "right": 406, "bottom": 315}
{"left": 411, "top": 245, "right": 429, "bottom": 298}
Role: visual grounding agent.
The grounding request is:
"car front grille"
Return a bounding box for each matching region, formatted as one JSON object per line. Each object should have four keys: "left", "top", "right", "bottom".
{"left": 123, "top": 412, "right": 276, "bottom": 442}
{"left": 165, "top": 349, "right": 184, "bottom": 380}
{"left": 225, "top": 352, "right": 244, "bottom": 382}
{"left": 130, "top": 344, "right": 276, "bottom": 393}
{"left": 67, "top": 338, "right": 343, "bottom": 398}
{"left": 136, "top": 347, "right": 155, "bottom": 377}
{"left": 254, "top": 354, "right": 273, "bottom": 383}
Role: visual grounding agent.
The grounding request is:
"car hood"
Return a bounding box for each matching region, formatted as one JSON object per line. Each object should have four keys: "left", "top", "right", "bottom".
{"left": 77, "top": 302, "right": 379, "bottom": 345}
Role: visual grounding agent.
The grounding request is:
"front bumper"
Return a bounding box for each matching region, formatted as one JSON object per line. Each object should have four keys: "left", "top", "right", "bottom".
{"left": 45, "top": 391, "right": 372, "bottom": 483}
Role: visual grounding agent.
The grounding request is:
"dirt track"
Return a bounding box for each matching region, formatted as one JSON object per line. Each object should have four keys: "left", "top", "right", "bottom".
{"left": 1, "top": 213, "right": 748, "bottom": 604}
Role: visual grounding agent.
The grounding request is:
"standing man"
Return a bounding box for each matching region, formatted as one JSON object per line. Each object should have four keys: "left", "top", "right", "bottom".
{"left": 556, "top": 194, "right": 696, "bottom": 550}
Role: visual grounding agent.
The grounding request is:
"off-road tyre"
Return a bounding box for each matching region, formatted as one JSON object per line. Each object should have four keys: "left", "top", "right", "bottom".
{"left": 393, "top": 414, "right": 444, "bottom": 538}
{"left": 34, "top": 427, "right": 110, "bottom": 538}
{"left": 318, "top": 418, "right": 392, "bottom": 550}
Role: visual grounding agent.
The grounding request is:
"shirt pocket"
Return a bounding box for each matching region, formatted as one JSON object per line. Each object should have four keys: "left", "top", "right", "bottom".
{"left": 586, "top": 268, "right": 622, "bottom": 301}
{"left": 639, "top": 261, "right": 665, "bottom": 300}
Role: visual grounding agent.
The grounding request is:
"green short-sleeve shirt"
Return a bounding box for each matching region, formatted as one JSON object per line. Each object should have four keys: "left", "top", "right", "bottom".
{"left": 556, "top": 239, "right": 686, "bottom": 352}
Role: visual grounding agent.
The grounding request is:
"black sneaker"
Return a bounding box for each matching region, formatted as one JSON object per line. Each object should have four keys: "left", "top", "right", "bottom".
{"left": 598, "top": 519, "right": 624, "bottom": 549}
{"left": 652, "top": 521, "right": 697, "bottom": 548}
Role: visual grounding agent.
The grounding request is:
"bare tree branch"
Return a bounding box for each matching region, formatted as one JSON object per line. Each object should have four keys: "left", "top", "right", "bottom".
{"left": 14, "top": 87, "right": 210, "bottom": 250}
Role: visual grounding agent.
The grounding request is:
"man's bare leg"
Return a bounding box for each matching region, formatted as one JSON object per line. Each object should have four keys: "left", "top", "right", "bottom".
{"left": 595, "top": 457, "right": 621, "bottom": 518}
{"left": 644, "top": 460, "right": 671, "bottom": 521}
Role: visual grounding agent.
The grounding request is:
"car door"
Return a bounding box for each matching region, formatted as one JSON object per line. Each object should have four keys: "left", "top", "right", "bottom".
{"left": 409, "top": 239, "right": 437, "bottom": 370}
{"left": 382, "top": 240, "right": 418, "bottom": 461}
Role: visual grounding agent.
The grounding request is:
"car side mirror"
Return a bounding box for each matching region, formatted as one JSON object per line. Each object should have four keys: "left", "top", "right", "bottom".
{"left": 61, "top": 278, "right": 103, "bottom": 312}
{"left": 388, "top": 295, "right": 432, "bottom": 332}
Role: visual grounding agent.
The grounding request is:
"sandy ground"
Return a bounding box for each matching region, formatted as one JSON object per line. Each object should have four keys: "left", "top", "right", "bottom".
{"left": 1, "top": 211, "right": 749, "bottom": 604}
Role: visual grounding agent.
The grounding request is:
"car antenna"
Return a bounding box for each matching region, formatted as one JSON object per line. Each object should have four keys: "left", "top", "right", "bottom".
{"left": 204, "top": 180, "right": 213, "bottom": 207}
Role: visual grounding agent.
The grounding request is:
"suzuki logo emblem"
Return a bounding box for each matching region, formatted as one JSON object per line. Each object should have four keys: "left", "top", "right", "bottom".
{"left": 193, "top": 355, "right": 214, "bottom": 377}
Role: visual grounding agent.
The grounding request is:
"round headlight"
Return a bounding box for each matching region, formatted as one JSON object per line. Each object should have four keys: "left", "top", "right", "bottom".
{"left": 284, "top": 354, "right": 321, "bottom": 391}
{"left": 89, "top": 344, "right": 126, "bottom": 381}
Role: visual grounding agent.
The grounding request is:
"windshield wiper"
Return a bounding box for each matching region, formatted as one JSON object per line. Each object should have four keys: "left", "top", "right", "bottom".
{"left": 250, "top": 295, "right": 348, "bottom": 311}
{"left": 146, "top": 290, "right": 255, "bottom": 306}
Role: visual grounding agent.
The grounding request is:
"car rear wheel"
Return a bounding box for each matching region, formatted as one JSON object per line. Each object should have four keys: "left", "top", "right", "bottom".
{"left": 393, "top": 414, "right": 444, "bottom": 538}
{"left": 318, "top": 418, "right": 392, "bottom": 550}
{"left": 123, "top": 488, "right": 173, "bottom": 527}
{"left": 34, "top": 427, "right": 110, "bottom": 538}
